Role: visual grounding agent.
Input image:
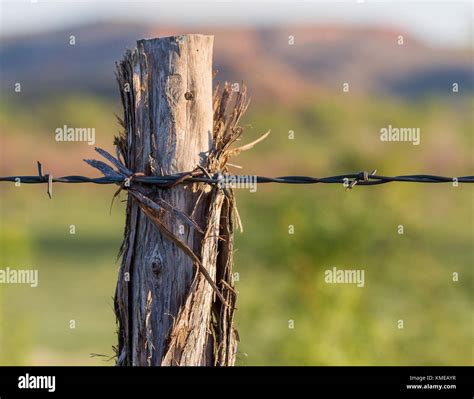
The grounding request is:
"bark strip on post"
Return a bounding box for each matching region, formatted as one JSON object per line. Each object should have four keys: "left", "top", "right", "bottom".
{"left": 111, "top": 35, "right": 247, "bottom": 366}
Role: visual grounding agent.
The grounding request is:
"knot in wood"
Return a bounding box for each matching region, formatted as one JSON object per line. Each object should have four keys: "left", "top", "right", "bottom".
{"left": 151, "top": 259, "right": 163, "bottom": 276}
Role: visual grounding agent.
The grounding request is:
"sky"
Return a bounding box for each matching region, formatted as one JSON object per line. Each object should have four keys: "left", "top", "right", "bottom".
{"left": 0, "top": 0, "right": 472, "bottom": 48}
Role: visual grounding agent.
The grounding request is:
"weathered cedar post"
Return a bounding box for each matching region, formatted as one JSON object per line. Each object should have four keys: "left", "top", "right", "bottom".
{"left": 113, "top": 35, "right": 241, "bottom": 366}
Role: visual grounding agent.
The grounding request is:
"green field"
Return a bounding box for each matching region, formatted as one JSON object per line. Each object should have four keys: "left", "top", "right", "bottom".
{"left": 0, "top": 94, "right": 472, "bottom": 365}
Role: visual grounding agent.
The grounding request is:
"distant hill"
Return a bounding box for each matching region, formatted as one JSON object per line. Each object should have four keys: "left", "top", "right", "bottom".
{"left": 1, "top": 23, "right": 472, "bottom": 104}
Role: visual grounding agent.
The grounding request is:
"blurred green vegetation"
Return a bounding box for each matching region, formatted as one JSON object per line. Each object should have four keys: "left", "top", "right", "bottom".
{"left": 0, "top": 93, "right": 472, "bottom": 365}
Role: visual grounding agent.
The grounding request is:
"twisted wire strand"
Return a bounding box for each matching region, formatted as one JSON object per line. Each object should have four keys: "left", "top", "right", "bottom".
{"left": 1, "top": 172, "right": 473, "bottom": 186}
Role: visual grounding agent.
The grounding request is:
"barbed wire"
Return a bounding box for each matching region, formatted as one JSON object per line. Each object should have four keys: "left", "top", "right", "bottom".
{"left": 0, "top": 162, "right": 472, "bottom": 198}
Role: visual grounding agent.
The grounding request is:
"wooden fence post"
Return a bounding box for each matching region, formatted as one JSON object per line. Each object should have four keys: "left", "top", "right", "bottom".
{"left": 113, "top": 34, "right": 242, "bottom": 366}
